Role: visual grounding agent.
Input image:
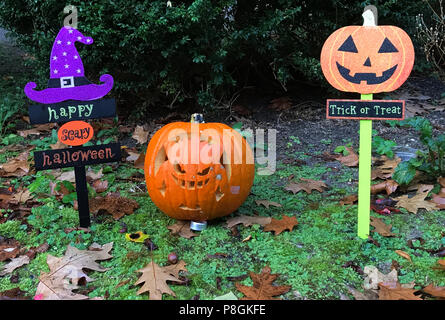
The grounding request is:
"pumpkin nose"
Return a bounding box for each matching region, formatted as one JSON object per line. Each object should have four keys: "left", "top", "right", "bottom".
{"left": 363, "top": 57, "right": 372, "bottom": 67}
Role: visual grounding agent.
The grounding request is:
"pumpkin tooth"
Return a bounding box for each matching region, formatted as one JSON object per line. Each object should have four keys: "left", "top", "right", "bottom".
{"left": 197, "top": 181, "right": 203, "bottom": 188}
{"left": 188, "top": 181, "right": 195, "bottom": 189}
{"left": 181, "top": 180, "right": 185, "bottom": 188}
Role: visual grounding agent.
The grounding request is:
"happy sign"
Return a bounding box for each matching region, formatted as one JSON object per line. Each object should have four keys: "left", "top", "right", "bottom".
{"left": 24, "top": 25, "right": 120, "bottom": 228}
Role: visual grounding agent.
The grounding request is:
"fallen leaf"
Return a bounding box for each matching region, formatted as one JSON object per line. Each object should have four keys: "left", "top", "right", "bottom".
{"left": 335, "top": 147, "right": 359, "bottom": 167}
{"left": 0, "top": 240, "right": 21, "bottom": 262}
{"left": 371, "top": 156, "right": 401, "bottom": 180}
{"left": 11, "top": 189, "right": 33, "bottom": 204}
{"left": 89, "top": 194, "right": 139, "bottom": 220}
{"left": 235, "top": 266, "right": 291, "bottom": 300}
{"left": 163, "top": 260, "right": 187, "bottom": 278}
{"left": 434, "top": 259, "right": 445, "bottom": 270}
{"left": 0, "top": 255, "right": 30, "bottom": 276}
{"left": 285, "top": 178, "right": 327, "bottom": 194}
{"left": 18, "top": 123, "right": 56, "bottom": 138}
{"left": 255, "top": 200, "right": 282, "bottom": 209}
{"left": 423, "top": 284, "right": 445, "bottom": 298}
{"left": 226, "top": 215, "right": 272, "bottom": 228}
{"left": 346, "top": 286, "right": 378, "bottom": 300}
{"left": 395, "top": 190, "right": 437, "bottom": 214}
{"left": 125, "top": 231, "right": 149, "bottom": 243}
{"left": 370, "top": 217, "right": 396, "bottom": 237}
{"left": 0, "top": 151, "right": 30, "bottom": 177}
{"left": 378, "top": 282, "right": 422, "bottom": 300}
{"left": 35, "top": 242, "right": 113, "bottom": 300}
{"left": 242, "top": 235, "right": 252, "bottom": 242}
{"left": 132, "top": 125, "right": 149, "bottom": 145}
{"left": 86, "top": 168, "right": 104, "bottom": 181}
{"left": 371, "top": 180, "right": 399, "bottom": 195}
{"left": 134, "top": 260, "right": 186, "bottom": 300}
{"left": 91, "top": 180, "right": 108, "bottom": 193}
{"left": 395, "top": 250, "right": 412, "bottom": 262}
{"left": 25, "top": 243, "right": 50, "bottom": 260}
{"left": 339, "top": 195, "right": 358, "bottom": 206}
{"left": 167, "top": 220, "right": 198, "bottom": 239}
{"left": 263, "top": 215, "right": 298, "bottom": 235}
{"left": 432, "top": 188, "right": 445, "bottom": 210}
{"left": 56, "top": 170, "right": 76, "bottom": 183}
{"left": 115, "top": 279, "right": 131, "bottom": 289}
{"left": 134, "top": 152, "right": 145, "bottom": 170}
{"left": 363, "top": 266, "right": 398, "bottom": 290}
{"left": 268, "top": 97, "right": 292, "bottom": 111}
{"left": 50, "top": 140, "right": 68, "bottom": 150}
{"left": 0, "top": 287, "right": 29, "bottom": 300}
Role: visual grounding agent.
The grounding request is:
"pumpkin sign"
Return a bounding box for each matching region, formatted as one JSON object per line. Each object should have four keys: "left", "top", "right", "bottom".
{"left": 144, "top": 116, "right": 255, "bottom": 221}
{"left": 320, "top": 8, "right": 415, "bottom": 94}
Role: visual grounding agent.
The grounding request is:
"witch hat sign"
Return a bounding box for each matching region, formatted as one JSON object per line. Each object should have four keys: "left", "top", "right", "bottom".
{"left": 320, "top": 6, "right": 415, "bottom": 239}
{"left": 24, "top": 25, "right": 120, "bottom": 228}
{"left": 24, "top": 26, "right": 113, "bottom": 104}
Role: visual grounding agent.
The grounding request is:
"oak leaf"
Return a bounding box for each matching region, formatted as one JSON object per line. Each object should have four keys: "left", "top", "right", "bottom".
{"left": 226, "top": 215, "right": 272, "bottom": 229}
{"left": 35, "top": 242, "right": 113, "bottom": 300}
{"left": 285, "top": 178, "right": 327, "bottom": 194}
{"left": 89, "top": 194, "right": 139, "bottom": 220}
{"left": 378, "top": 282, "right": 422, "bottom": 300}
{"left": 339, "top": 195, "right": 358, "bottom": 206}
{"left": 263, "top": 215, "right": 298, "bottom": 235}
{"left": 11, "top": 189, "right": 33, "bottom": 203}
{"left": 423, "top": 284, "right": 445, "bottom": 298}
{"left": 371, "top": 156, "right": 401, "bottom": 180}
{"left": 370, "top": 180, "right": 398, "bottom": 195}
{"left": 335, "top": 147, "right": 359, "bottom": 167}
{"left": 395, "top": 190, "right": 437, "bottom": 214}
{"left": 235, "top": 266, "right": 291, "bottom": 300}
{"left": 0, "top": 255, "right": 30, "bottom": 276}
{"left": 134, "top": 260, "right": 186, "bottom": 300}
{"left": 370, "top": 217, "right": 396, "bottom": 237}
{"left": 363, "top": 266, "right": 398, "bottom": 290}
{"left": 132, "top": 125, "right": 149, "bottom": 145}
{"left": 255, "top": 200, "right": 282, "bottom": 209}
{"left": 167, "top": 220, "right": 198, "bottom": 239}
{"left": 0, "top": 151, "right": 30, "bottom": 177}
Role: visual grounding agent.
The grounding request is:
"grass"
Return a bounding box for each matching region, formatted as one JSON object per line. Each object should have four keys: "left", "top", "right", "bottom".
{"left": 0, "top": 153, "right": 444, "bottom": 300}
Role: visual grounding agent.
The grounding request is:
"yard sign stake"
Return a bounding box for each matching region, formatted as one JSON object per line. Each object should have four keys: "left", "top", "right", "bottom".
{"left": 320, "top": 6, "right": 415, "bottom": 239}
{"left": 24, "top": 25, "right": 120, "bottom": 228}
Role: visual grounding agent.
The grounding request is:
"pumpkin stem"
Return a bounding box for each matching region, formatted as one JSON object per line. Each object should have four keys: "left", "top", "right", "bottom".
{"left": 363, "top": 5, "right": 378, "bottom": 26}
{"left": 191, "top": 113, "right": 205, "bottom": 123}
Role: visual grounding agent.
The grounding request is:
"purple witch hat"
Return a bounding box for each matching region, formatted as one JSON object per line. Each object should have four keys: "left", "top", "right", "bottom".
{"left": 24, "top": 26, "right": 113, "bottom": 104}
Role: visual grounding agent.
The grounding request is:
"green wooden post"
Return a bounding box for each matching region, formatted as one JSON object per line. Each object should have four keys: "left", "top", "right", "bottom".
{"left": 358, "top": 93, "right": 373, "bottom": 239}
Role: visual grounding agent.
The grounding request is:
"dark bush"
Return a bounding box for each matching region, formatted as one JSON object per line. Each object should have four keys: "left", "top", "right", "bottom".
{"left": 0, "top": 0, "right": 432, "bottom": 109}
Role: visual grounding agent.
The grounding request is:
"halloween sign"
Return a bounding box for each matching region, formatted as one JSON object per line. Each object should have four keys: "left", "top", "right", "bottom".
{"left": 321, "top": 6, "right": 414, "bottom": 239}
{"left": 24, "top": 25, "right": 120, "bottom": 228}
{"left": 144, "top": 114, "right": 255, "bottom": 226}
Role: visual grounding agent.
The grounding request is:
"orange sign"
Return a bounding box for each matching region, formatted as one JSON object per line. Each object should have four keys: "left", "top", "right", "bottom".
{"left": 320, "top": 24, "right": 415, "bottom": 94}
{"left": 57, "top": 120, "right": 94, "bottom": 146}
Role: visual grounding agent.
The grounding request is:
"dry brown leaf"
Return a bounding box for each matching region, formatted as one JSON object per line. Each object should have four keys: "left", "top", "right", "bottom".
{"left": 285, "top": 178, "right": 327, "bottom": 194}
{"left": 263, "top": 215, "right": 298, "bottom": 235}
{"left": 0, "top": 151, "right": 30, "bottom": 177}
{"left": 395, "top": 190, "right": 437, "bottom": 214}
{"left": 378, "top": 282, "right": 422, "bottom": 300}
{"left": 50, "top": 140, "right": 68, "bottom": 150}
{"left": 18, "top": 123, "right": 56, "bottom": 138}
{"left": 432, "top": 186, "right": 445, "bottom": 210}
{"left": 434, "top": 259, "right": 445, "bottom": 271}
{"left": 86, "top": 168, "right": 104, "bottom": 181}
{"left": 35, "top": 242, "right": 113, "bottom": 300}
{"left": 242, "top": 235, "right": 252, "bottom": 242}
{"left": 167, "top": 220, "right": 198, "bottom": 239}
{"left": 235, "top": 266, "right": 291, "bottom": 300}
{"left": 162, "top": 260, "right": 187, "bottom": 278}
{"left": 363, "top": 266, "right": 398, "bottom": 290}
{"left": 11, "top": 189, "right": 33, "bottom": 204}
{"left": 335, "top": 147, "right": 359, "bottom": 167}
{"left": 255, "top": 200, "right": 282, "bottom": 209}
{"left": 339, "top": 195, "right": 358, "bottom": 206}
{"left": 370, "top": 217, "right": 396, "bottom": 237}
{"left": 0, "top": 255, "right": 30, "bottom": 276}
{"left": 268, "top": 97, "right": 292, "bottom": 111}
{"left": 91, "top": 180, "right": 108, "bottom": 193}
{"left": 226, "top": 215, "right": 272, "bottom": 229}
{"left": 132, "top": 125, "right": 149, "bottom": 145}
{"left": 423, "top": 284, "right": 445, "bottom": 298}
{"left": 371, "top": 180, "right": 399, "bottom": 195}
{"left": 0, "top": 240, "right": 21, "bottom": 262}
{"left": 395, "top": 250, "right": 412, "bottom": 262}
{"left": 89, "top": 194, "right": 139, "bottom": 220}
{"left": 134, "top": 152, "right": 145, "bottom": 170}
{"left": 134, "top": 260, "right": 186, "bottom": 300}
{"left": 371, "top": 156, "right": 401, "bottom": 180}
{"left": 346, "top": 286, "right": 379, "bottom": 300}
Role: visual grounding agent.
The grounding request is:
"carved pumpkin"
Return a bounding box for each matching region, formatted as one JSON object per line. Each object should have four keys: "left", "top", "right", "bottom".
{"left": 320, "top": 7, "right": 414, "bottom": 94}
{"left": 144, "top": 118, "right": 255, "bottom": 221}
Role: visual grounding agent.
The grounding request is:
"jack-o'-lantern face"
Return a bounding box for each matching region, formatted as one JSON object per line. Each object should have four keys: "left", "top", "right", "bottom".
{"left": 321, "top": 25, "right": 414, "bottom": 94}
{"left": 144, "top": 122, "right": 254, "bottom": 221}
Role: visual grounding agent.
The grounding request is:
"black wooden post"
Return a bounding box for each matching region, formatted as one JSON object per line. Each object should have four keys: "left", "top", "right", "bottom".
{"left": 74, "top": 165, "right": 90, "bottom": 228}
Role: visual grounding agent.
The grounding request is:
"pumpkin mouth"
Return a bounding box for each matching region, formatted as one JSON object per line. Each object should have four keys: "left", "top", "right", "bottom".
{"left": 336, "top": 62, "right": 398, "bottom": 85}
{"left": 179, "top": 204, "right": 202, "bottom": 211}
{"left": 171, "top": 173, "right": 210, "bottom": 190}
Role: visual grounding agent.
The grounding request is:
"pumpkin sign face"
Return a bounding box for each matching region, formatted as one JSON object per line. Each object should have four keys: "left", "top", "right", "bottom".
{"left": 144, "top": 122, "right": 255, "bottom": 221}
{"left": 320, "top": 25, "right": 415, "bottom": 94}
